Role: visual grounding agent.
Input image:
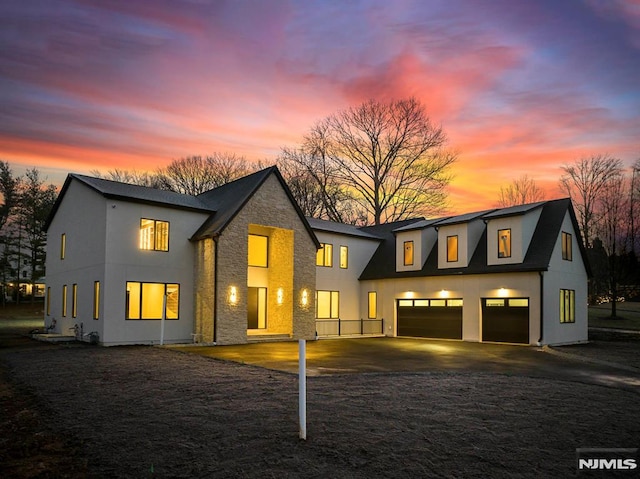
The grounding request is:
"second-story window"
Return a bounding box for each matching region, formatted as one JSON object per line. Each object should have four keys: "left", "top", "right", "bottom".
{"left": 140, "top": 219, "right": 169, "bottom": 251}
{"left": 403, "top": 241, "right": 414, "bottom": 266}
{"left": 316, "top": 243, "right": 333, "bottom": 267}
{"left": 562, "top": 232, "right": 572, "bottom": 261}
{"left": 498, "top": 229, "right": 511, "bottom": 258}
{"left": 248, "top": 234, "right": 268, "bottom": 267}
{"left": 447, "top": 235, "right": 458, "bottom": 262}
{"left": 340, "top": 246, "right": 348, "bottom": 269}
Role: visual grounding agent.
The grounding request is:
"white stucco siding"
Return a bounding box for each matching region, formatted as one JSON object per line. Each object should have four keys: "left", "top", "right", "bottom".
{"left": 99, "top": 201, "right": 209, "bottom": 345}
{"left": 395, "top": 230, "right": 422, "bottom": 271}
{"left": 438, "top": 224, "right": 468, "bottom": 268}
{"left": 45, "top": 180, "right": 108, "bottom": 337}
{"left": 362, "top": 272, "right": 542, "bottom": 344}
{"left": 315, "top": 231, "right": 379, "bottom": 321}
{"left": 541, "top": 212, "right": 589, "bottom": 345}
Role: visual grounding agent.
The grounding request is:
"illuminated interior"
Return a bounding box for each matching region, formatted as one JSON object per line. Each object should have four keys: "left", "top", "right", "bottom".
{"left": 498, "top": 229, "right": 511, "bottom": 258}
{"left": 139, "top": 219, "right": 169, "bottom": 251}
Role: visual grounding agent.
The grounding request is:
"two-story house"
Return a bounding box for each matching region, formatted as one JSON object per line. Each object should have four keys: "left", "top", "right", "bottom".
{"left": 44, "top": 167, "right": 318, "bottom": 345}
{"left": 43, "top": 167, "right": 589, "bottom": 346}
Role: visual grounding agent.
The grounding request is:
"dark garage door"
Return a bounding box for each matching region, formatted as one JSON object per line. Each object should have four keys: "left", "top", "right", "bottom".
{"left": 481, "top": 298, "right": 529, "bottom": 344}
{"left": 397, "top": 299, "right": 463, "bottom": 339}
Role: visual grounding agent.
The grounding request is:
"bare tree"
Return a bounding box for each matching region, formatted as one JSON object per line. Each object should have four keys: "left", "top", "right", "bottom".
{"left": 292, "top": 98, "right": 455, "bottom": 225}
{"left": 628, "top": 158, "right": 640, "bottom": 255}
{"left": 278, "top": 123, "right": 367, "bottom": 224}
{"left": 156, "top": 154, "right": 255, "bottom": 195}
{"left": 17, "top": 169, "right": 57, "bottom": 303}
{"left": 497, "top": 174, "right": 546, "bottom": 207}
{"left": 596, "top": 171, "right": 628, "bottom": 317}
{"left": 89, "top": 169, "right": 164, "bottom": 188}
{"left": 559, "top": 154, "right": 623, "bottom": 248}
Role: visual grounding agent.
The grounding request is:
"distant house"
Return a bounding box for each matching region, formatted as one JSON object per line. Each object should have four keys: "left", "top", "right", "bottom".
{"left": 44, "top": 167, "right": 589, "bottom": 346}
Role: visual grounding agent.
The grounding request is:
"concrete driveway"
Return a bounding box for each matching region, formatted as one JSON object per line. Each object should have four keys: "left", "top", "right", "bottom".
{"left": 176, "top": 337, "right": 640, "bottom": 391}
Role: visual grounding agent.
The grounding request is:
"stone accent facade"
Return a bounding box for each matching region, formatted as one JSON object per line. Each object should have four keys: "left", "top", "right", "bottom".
{"left": 209, "top": 173, "right": 317, "bottom": 345}
{"left": 193, "top": 238, "right": 215, "bottom": 343}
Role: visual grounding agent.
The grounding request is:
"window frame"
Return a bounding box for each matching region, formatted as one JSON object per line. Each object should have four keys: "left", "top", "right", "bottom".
{"left": 560, "top": 289, "right": 575, "bottom": 323}
{"left": 403, "top": 240, "right": 414, "bottom": 266}
{"left": 339, "top": 245, "right": 348, "bottom": 269}
{"left": 316, "top": 243, "right": 333, "bottom": 267}
{"left": 125, "top": 281, "right": 180, "bottom": 320}
{"left": 248, "top": 234, "right": 269, "bottom": 267}
{"left": 498, "top": 228, "right": 512, "bottom": 258}
{"left": 447, "top": 235, "right": 458, "bottom": 262}
{"left": 368, "top": 291, "right": 377, "bottom": 319}
{"left": 72, "top": 283, "right": 78, "bottom": 318}
{"left": 62, "top": 284, "right": 67, "bottom": 317}
{"left": 315, "top": 290, "right": 339, "bottom": 319}
{"left": 139, "top": 218, "right": 170, "bottom": 252}
{"left": 562, "top": 232, "right": 572, "bottom": 261}
{"left": 93, "top": 281, "right": 100, "bottom": 320}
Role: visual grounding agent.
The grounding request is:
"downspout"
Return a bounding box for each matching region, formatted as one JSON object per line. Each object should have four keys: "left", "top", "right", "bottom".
{"left": 537, "top": 271, "right": 544, "bottom": 346}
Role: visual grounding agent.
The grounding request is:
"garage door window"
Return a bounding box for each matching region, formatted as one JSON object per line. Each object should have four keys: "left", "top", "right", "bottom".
{"left": 398, "top": 299, "right": 463, "bottom": 307}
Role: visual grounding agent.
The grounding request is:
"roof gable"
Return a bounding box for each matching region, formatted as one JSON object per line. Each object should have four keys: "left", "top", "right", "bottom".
{"left": 359, "top": 198, "right": 590, "bottom": 280}
{"left": 191, "top": 166, "right": 320, "bottom": 247}
{"left": 44, "top": 173, "right": 213, "bottom": 231}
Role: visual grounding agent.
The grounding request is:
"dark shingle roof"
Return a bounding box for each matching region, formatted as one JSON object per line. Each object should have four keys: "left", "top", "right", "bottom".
{"left": 44, "top": 173, "right": 214, "bottom": 231}
{"left": 359, "top": 198, "right": 590, "bottom": 280}
{"left": 306, "top": 218, "right": 382, "bottom": 240}
{"left": 191, "top": 167, "right": 320, "bottom": 246}
{"left": 46, "top": 168, "right": 320, "bottom": 250}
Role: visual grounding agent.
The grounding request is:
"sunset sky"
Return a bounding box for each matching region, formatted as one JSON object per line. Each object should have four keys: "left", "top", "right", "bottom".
{"left": 1, "top": 0, "right": 639, "bottom": 214}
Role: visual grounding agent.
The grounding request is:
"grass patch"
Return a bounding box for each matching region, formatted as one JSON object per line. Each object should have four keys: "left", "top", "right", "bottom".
{"left": 589, "top": 301, "right": 640, "bottom": 330}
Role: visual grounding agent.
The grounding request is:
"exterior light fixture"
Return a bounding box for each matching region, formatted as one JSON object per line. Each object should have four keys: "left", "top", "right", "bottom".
{"left": 301, "top": 289, "right": 308, "bottom": 307}
{"left": 277, "top": 288, "right": 284, "bottom": 305}
{"left": 439, "top": 289, "right": 448, "bottom": 298}
{"left": 229, "top": 286, "right": 238, "bottom": 305}
{"left": 498, "top": 287, "right": 507, "bottom": 297}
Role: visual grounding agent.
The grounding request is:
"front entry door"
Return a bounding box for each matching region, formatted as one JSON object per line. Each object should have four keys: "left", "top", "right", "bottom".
{"left": 247, "top": 287, "right": 267, "bottom": 330}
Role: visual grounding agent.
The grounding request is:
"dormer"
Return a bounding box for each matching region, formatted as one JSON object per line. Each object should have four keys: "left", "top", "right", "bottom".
{"left": 483, "top": 202, "right": 544, "bottom": 265}
{"left": 394, "top": 220, "right": 438, "bottom": 272}
{"left": 435, "top": 211, "right": 491, "bottom": 269}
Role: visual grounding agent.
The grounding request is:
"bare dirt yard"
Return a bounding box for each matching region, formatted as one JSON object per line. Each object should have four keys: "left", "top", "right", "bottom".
{"left": 1, "top": 306, "right": 639, "bottom": 478}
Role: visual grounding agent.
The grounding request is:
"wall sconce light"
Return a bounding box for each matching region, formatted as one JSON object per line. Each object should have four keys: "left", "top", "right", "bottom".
{"left": 439, "top": 289, "right": 448, "bottom": 298}
{"left": 229, "top": 286, "right": 238, "bottom": 305}
{"left": 498, "top": 287, "right": 507, "bottom": 297}
{"left": 301, "top": 289, "right": 309, "bottom": 307}
{"left": 277, "top": 288, "right": 284, "bottom": 305}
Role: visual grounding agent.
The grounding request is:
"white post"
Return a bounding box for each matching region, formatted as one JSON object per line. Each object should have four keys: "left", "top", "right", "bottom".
{"left": 160, "top": 293, "right": 167, "bottom": 346}
{"left": 299, "top": 339, "right": 307, "bottom": 440}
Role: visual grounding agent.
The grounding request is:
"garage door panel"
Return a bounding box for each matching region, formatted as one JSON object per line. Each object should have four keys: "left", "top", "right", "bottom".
{"left": 397, "top": 302, "right": 462, "bottom": 339}
{"left": 482, "top": 299, "right": 529, "bottom": 344}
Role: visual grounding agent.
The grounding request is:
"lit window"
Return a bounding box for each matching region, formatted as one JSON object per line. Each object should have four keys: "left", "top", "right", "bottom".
{"left": 316, "top": 290, "right": 339, "bottom": 319}
{"left": 560, "top": 289, "right": 575, "bottom": 323}
{"left": 139, "top": 219, "right": 169, "bottom": 251}
{"left": 62, "top": 285, "right": 67, "bottom": 317}
{"left": 46, "top": 287, "right": 51, "bottom": 315}
{"left": 498, "top": 229, "right": 511, "bottom": 258}
{"left": 72, "top": 284, "right": 78, "bottom": 318}
{"left": 368, "top": 291, "right": 377, "bottom": 319}
{"left": 93, "top": 281, "right": 100, "bottom": 320}
{"left": 340, "top": 246, "right": 348, "bottom": 269}
{"left": 316, "top": 243, "right": 333, "bottom": 267}
{"left": 248, "top": 234, "right": 268, "bottom": 267}
{"left": 60, "top": 233, "right": 66, "bottom": 259}
{"left": 447, "top": 235, "right": 458, "bottom": 262}
{"left": 404, "top": 241, "right": 414, "bottom": 266}
{"left": 562, "top": 232, "right": 572, "bottom": 261}
{"left": 126, "top": 282, "right": 180, "bottom": 320}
